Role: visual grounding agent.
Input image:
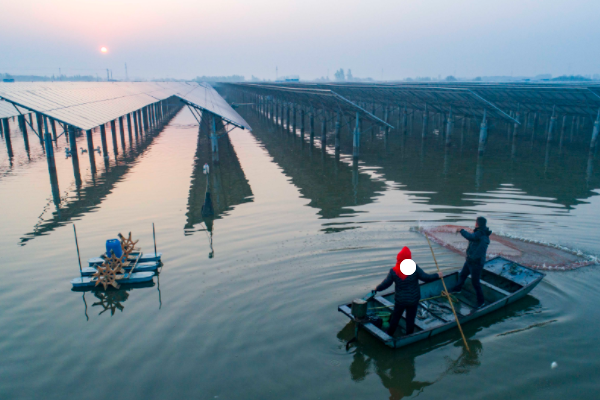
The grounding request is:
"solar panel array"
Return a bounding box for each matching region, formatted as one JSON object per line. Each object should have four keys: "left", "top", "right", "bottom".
{"left": 232, "top": 81, "right": 600, "bottom": 120}
{"left": 0, "top": 82, "right": 250, "bottom": 131}
{"left": 229, "top": 83, "right": 393, "bottom": 127}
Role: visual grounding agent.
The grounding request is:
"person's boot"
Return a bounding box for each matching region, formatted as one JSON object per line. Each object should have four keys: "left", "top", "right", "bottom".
{"left": 448, "top": 286, "right": 462, "bottom": 294}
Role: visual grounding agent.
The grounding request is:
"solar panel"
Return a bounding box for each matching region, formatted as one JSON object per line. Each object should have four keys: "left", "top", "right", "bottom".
{"left": 0, "top": 99, "right": 29, "bottom": 119}
{"left": 0, "top": 82, "right": 250, "bottom": 131}
{"left": 173, "top": 82, "right": 251, "bottom": 131}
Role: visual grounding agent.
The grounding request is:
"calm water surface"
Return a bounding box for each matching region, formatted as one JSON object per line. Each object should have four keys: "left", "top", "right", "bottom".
{"left": 1, "top": 105, "right": 599, "bottom": 399}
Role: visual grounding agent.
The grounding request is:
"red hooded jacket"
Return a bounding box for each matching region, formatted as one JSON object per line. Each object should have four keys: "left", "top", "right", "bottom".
{"left": 393, "top": 246, "right": 412, "bottom": 280}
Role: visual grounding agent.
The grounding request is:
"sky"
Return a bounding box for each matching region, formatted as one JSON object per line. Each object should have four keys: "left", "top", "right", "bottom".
{"left": 1, "top": 0, "right": 599, "bottom": 81}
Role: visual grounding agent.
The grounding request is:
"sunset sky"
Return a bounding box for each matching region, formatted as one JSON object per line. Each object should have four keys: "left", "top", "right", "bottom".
{"left": 1, "top": 0, "right": 599, "bottom": 80}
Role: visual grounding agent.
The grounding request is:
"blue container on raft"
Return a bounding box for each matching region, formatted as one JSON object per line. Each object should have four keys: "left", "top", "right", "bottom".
{"left": 106, "top": 239, "right": 123, "bottom": 258}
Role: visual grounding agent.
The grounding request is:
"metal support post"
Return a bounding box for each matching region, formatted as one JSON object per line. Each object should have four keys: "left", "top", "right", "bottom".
{"left": 335, "top": 111, "right": 341, "bottom": 152}
{"left": 133, "top": 112, "right": 139, "bottom": 137}
{"left": 86, "top": 129, "right": 96, "bottom": 174}
{"left": 422, "top": 104, "right": 428, "bottom": 138}
{"left": 310, "top": 109, "right": 315, "bottom": 145}
{"left": 100, "top": 125, "right": 109, "bottom": 158}
{"left": 19, "top": 115, "right": 30, "bottom": 153}
{"left": 590, "top": 110, "right": 600, "bottom": 152}
{"left": 119, "top": 116, "right": 126, "bottom": 150}
{"left": 353, "top": 112, "right": 361, "bottom": 159}
{"left": 2, "top": 119, "right": 13, "bottom": 158}
{"left": 478, "top": 111, "right": 488, "bottom": 155}
{"left": 210, "top": 115, "right": 219, "bottom": 164}
{"left": 44, "top": 122, "right": 60, "bottom": 206}
{"left": 559, "top": 115, "right": 567, "bottom": 148}
{"left": 110, "top": 120, "right": 119, "bottom": 155}
{"left": 321, "top": 116, "right": 326, "bottom": 147}
{"left": 293, "top": 106, "right": 297, "bottom": 132}
{"left": 49, "top": 118, "right": 57, "bottom": 143}
{"left": 547, "top": 108, "right": 556, "bottom": 143}
{"left": 127, "top": 114, "right": 133, "bottom": 143}
{"left": 445, "top": 108, "right": 453, "bottom": 146}
{"left": 36, "top": 113, "right": 44, "bottom": 146}
{"left": 143, "top": 108, "right": 149, "bottom": 131}
{"left": 68, "top": 125, "right": 82, "bottom": 186}
{"left": 300, "top": 109, "right": 305, "bottom": 138}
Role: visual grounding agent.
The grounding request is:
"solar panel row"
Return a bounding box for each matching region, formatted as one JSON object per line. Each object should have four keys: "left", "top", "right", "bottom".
{"left": 227, "top": 82, "right": 518, "bottom": 123}
{"left": 232, "top": 81, "right": 600, "bottom": 119}
{"left": 0, "top": 82, "right": 251, "bottom": 131}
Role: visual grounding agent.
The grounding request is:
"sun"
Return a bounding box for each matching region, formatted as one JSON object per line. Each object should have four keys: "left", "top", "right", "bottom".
{"left": 100, "top": 47, "right": 108, "bottom": 53}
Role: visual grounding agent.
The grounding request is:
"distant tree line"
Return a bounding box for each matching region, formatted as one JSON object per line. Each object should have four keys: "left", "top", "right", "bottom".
{"left": 551, "top": 75, "right": 591, "bottom": 81}
{"left": 1, "top": 73, "right": 97, "bottom": 82}
{"left": 194, "top": 75, "right": 245, "bottom": 82}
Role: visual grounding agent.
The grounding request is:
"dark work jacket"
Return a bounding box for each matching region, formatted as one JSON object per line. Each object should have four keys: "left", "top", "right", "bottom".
{"left": 460, "top": 227, "right": 492, "bottom": 265}
{"left": 376, "top": 266, "right": 439, "bottom": 306}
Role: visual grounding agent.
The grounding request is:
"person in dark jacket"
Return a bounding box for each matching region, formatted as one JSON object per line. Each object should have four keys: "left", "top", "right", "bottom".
{"left": 372, "top": 246, "right": 441, "bottom": 337}
{"left": 452, "top": 216, "right": 492, "bottom": 308}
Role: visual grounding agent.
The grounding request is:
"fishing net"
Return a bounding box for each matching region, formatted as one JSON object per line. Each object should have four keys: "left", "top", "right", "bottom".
{"left": 420, "top": 225, "right": 596, "bottom": 271}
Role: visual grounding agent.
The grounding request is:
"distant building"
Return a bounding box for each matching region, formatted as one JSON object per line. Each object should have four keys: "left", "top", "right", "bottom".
{"left": 276, "top": 75, "right": 299, "bottom": 82}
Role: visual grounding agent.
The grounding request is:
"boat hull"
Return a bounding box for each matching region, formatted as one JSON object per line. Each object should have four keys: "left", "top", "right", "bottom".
{"left": 338, "top": 257, "right": 545, "bottom": 349}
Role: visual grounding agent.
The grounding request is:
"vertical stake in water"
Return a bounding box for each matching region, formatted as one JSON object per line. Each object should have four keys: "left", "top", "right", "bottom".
{"left": 153, "top": 223, "right": 157, "bottom": 256}
{"left": 73, "top": 224, "right": 82, "bottom": 276}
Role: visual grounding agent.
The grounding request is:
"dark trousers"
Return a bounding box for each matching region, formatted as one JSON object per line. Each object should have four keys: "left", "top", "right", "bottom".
{"left": 455, "top": 260, "right": 485, "bottom": 306}
{"left": 388, "top": 303, "right": 419, "bottom": 336}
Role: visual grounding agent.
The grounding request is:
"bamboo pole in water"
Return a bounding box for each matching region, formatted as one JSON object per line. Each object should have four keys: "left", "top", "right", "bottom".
{"left": 153, "top": 223, "right": 157, "bottom": 256}
{"left": 73, "top": 224, "right": 82, "bottom": 276}
{"left": 426, "top": 235, "right": 470, "bottom": 352}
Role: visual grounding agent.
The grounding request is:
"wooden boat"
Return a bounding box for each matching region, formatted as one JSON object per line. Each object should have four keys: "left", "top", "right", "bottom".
{"left": 80, "top": 261, "right": 161, "bottom": 276}
{"left": 71, "top": 272, "right": 155, "bottom": 289}
{"left": 88, "top": 252, "right": 162, "bottom": 266}
{"left": 338, "top": 257, "right": 545, "bottom": 349}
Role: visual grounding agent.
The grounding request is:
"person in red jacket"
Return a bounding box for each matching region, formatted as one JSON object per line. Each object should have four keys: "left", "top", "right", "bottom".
{"left": 373, "top": 247, "right": 442, "bottom": 337}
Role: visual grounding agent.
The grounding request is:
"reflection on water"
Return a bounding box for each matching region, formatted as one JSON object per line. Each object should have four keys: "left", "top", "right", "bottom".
{"left": 247, "top": 112, "right": 386, "bottom": 223}
{"left": 184, "top": 117, "right": 253, "bottom": 257}
{"left": 78, "top": 280, "right": 158, "bottom": 320}
{"left": 353, "top": 127, "right": 599, "bottom": 210}
{"left": 239, "top": 105, "right": 600, "bottom": 253}
{"left": 185, "top": 118, "right": 253, "bottom": 232}
{"left": 19, "top": 108, "right": 183, "bottom": 245}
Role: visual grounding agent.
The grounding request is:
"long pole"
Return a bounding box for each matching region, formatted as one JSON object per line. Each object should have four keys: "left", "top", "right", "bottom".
{"left": 152, "top": 223, "right": 157, "bottom": 256}
{"left": 426, "top": 235, "right": 470, "bottom": 352}
{"left": 73, "top": 224, "right": 82, "bottom": 276}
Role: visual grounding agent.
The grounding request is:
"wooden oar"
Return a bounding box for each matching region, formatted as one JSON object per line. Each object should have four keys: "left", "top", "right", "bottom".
{"left": 426, "top": 235, "right": 470, "bottom": 352}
